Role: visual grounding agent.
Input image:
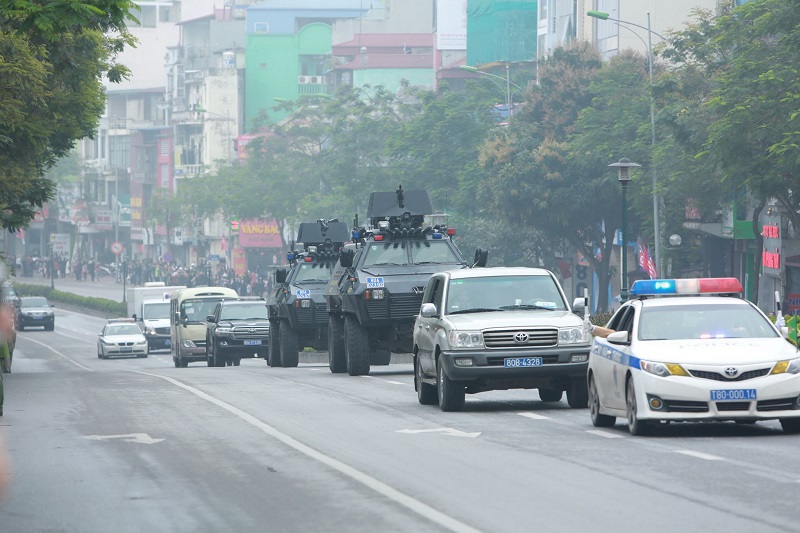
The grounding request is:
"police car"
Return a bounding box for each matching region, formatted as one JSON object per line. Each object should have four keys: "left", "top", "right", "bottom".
{"left": 97, "top": 318, "right": 149, "bottom": 359}
{"left": 588, "top": 278, "right": 800, "bottom": 435}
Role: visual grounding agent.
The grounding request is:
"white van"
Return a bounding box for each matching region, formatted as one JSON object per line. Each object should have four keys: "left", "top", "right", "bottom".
{"left": 170, "top": 286, "right": 238, "bottom": 367}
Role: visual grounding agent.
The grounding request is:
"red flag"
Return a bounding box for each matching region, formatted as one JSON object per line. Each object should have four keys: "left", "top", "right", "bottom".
{"left": 221, "top": 235, "right": 228, "bottom": 252}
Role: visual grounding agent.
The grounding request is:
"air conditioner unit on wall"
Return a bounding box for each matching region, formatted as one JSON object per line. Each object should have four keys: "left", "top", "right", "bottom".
{"left": 298, "top": 76, "right": 310, "bottom": 84}
{"left": 309, "top": 76, "right": 321, "bottom": 84}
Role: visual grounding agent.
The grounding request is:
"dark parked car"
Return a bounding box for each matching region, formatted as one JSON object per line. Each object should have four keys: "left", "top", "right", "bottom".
{"left": 206, "top": 299, "right": 270, "bottom": 367}
{"left": 16, "top": 296, "right": 55, "bottom": 331}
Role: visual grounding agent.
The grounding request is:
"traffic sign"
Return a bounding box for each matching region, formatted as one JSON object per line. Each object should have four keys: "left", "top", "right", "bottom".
{"left": 162, "top": 251, "right": 173, "bottom": 263}
{"left": 111, "top": 241, "right": 123, "bottom": 255}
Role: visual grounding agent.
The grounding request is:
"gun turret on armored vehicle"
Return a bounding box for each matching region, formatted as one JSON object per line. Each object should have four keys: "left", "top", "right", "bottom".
{"left": 325, "top": 185, "right": 487, "bottom": 376}
{"left": 268, "top": 219, "right": 350, "bottom": 367}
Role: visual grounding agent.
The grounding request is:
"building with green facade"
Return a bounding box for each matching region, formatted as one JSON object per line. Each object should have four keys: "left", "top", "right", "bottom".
{"left": 466, "top": 0, "right": 537, "bottom": 66}
{"left": 244, "top": 1, "right": 373, "bottom": 127}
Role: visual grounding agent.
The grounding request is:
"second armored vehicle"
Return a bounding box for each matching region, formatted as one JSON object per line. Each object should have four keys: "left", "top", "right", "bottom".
{"left": 325, "top": 186, "right": 486, "bottom": 376}
{"left": 268, "top": 220, "right": 350, "bottom": 367}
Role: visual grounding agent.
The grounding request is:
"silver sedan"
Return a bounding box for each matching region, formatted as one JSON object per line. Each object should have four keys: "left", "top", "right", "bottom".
{"left": 97, "top": 321, "right": 149, "bottom": 359}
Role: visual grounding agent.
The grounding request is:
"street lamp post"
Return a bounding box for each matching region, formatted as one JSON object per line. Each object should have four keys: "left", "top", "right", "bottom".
{"left": 49, "top": 243, "right": 54, "bottom": 289}
{"left": 609, "top": 158, "right": 641, "bottom": 302}
{"left": 588, "top": 10, "right": 665, "bottom": 277}
{"left": 459, "top": 64, "right": 524, "bottom": 121}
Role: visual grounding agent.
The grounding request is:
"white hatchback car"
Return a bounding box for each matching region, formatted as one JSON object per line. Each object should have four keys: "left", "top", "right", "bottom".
{"left": 588, "top": 278, "right": 800, "bottom": 435}
{"left": 97, "top": 319, "right": 149, "bottom": 359}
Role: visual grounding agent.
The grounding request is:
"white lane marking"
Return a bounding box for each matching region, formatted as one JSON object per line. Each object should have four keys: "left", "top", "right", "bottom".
{"left": 85, "top": 433, "right": 164, "bottom": 444}
{"left": 133, "top": 371, "right": 480, "bottom": 533}
{"left": 586, "top": 430, "right": 623, "bottom": 439}
{"left": 358, "top": 375, "right": 375, "bottom": 379}
{"left": 19, "top": 334, "right": 94, "bottom": 372}
{"left": 517, "top": 412, "right": 550, "bottom": 420}
{"left": 675, "top": 450, "right": 724, "bottom": 461}
{"left": 396, "top": 428, "right": 481, "bottom": 438}
{"left": 384, "top": 380, "right": 407, "bottom": 386}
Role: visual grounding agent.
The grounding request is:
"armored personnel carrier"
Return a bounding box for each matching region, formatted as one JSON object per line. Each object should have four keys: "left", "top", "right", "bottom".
{"left": 268, "top": 219, "right": 350, "bottom": 367}
{"left": 325, "top": 186, "right": 487, "bottom": 375}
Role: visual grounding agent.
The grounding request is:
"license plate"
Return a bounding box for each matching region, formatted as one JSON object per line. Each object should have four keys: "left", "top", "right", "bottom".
{"left": 504, "top": 357, "right": 543, "bottom": 368}
{"left": 710, "top": 389, "right": 757, "bottom": 401}
{"left": 164, "top": 339, "right": 171, "bottom": 346}
{"left": 244, "top": 340, "right": 261, "bottom": 346}
{"left": 120, "top": 346, "right": 132, "bottom": 352}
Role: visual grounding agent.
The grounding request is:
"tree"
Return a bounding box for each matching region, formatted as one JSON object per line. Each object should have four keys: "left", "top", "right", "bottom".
{"left": 0, "top": 0, "right": 136, "bottom": 232}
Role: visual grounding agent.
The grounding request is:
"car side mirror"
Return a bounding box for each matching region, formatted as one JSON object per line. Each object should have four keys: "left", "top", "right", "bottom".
{"left": 607, "top": 331, "right": 630, "bottom": 345}
{"left": 472, "top": 248, "right": 488, "bottom": 268}
{"left": 572, "top": 298, "right": 585, "bottom": 315}
{"left": 206, "top": 315, "right": 216, "bottom": 323}
{"left": 420, "top": 302, "right": 437, "bottom": 318}
{"left": 339, "top": 249, "right": 355, "bottom": 268}
{"left": 132, "top": 313, "right": 138, "bottom": 320}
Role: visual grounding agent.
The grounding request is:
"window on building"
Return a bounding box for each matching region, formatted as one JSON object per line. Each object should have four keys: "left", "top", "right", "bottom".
{"left": 254, "top": 22, "right": 269, "bottom": 33}
{"left": 109, "top": 135, "right": 130, "bottom": 170}
{"left": 129, "top": 5, "right": 156, "bottom": 27}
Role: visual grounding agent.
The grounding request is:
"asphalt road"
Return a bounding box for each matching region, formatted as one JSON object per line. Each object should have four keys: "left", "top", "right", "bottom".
{"left": 1, "top": 303, "right": 799, "bottom": 532}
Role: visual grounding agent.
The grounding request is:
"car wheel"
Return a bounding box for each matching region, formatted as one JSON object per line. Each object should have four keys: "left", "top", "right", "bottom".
{"left": 437, "top": 357, "right": 465, "bottom": 412}
{"left": 233, "top": 358, "right": 241, "bottom": 366}
{"left": 567, "top": 378, "right": 589, "bottom": 408}
{"left": 267, "top": 321, "right": 281, "bottom": 367}
{"left": 344, "top": 315, "right": 370, "bottom": 376}
{"left": 370, "top": 349, "right": 391, "bottom": 366}
{"left": 589, "top": 375, "right": 616, "bottom": 428}
{"left": 213, "top": 343, "right": 226, "bottom": 368}
{"left": 16, "top": 322, "right": 23, "bottom": 331}
{"left": 279, "top": 321, "right": 299, "bottom": 368}
{"left": 328, "top": 316, "right": 346, "bottom": 373}
{"left": 780, "top": 418, "right": 800, "bottom": 434}
{"left": 626, "top": 377, "right": 651, "bottom": 436}
{"left": 538, "top": 388, "right": 562, "bottom": 402}
{"left": 415, "top": 355, "right": 437, "bottom": 405}
{"left": 97, "top": 348, "right": 103, "bottom": 359}
{"left": 46, "top": 322, "right": 54, "bottom": 331}
{"left": 173, "top": 356, "right": 180, "bottom": 368}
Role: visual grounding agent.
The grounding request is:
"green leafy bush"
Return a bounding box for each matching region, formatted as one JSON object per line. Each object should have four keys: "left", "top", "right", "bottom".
{"left": 14, "top": 283, "right": 126, "bottom": 317}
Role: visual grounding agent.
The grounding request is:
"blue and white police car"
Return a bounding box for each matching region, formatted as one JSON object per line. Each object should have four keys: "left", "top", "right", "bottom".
{"left": 587, "top": 277, "right": 800, "bottom": 435}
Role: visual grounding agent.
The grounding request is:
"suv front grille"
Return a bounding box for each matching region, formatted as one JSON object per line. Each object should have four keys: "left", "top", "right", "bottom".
{"left": 155, "top": 327, "right": 170, "bottom": 335}
{"left": 232, "top": 326, "right": 270, "bottom": 339}
{"left": 689, "top": 368, "right": 770, "bottom": 381}
{"left": 483, "top": 328, "right": 558, "bottom": 349}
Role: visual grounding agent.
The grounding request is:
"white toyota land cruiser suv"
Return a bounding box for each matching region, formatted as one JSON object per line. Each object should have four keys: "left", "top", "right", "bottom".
{"left": 413, "top": 267, "right": 591, "bottom": 411}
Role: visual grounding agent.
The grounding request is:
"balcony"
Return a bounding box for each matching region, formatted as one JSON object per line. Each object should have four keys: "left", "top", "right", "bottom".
{"left": 175, "top": 164, "right": 207, "bottom": 177}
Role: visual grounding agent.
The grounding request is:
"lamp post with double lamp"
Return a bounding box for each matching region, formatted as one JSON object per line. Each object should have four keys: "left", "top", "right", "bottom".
{"left": 459, "top": 64, "right": 524, "bottom": 122}
{"left": 609, "top": 158, "right": 641, "bottom": 302}
{"left": 588, "top": 10, "right": 666, "bottom": 277}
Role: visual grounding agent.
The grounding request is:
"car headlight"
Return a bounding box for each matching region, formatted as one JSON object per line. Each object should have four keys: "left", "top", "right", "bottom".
{"left": 640, "top": 360, "right": 690, "bottom": 377}
{"left": 558, "top": 327, "right": 589, "bottom": 345}
{"left": 144, "top": 327, "right": 156, "bottom": 335}
{"left": 771, "top": 359, "right": 800, "bottom": 375}
{"left": 135, "top": 340, "right": 148, "bottom": 346}
{"left": 448, "top": 330, "right": 484, "bottom": 349}
{"left": 181, "top": 339, "right": 197, "bottom": 348}
{"left": 216, "top": 326, "right": 232, "bottom": 334}
{"left": 100, "top": 338, "right": 113, "bottom": 345}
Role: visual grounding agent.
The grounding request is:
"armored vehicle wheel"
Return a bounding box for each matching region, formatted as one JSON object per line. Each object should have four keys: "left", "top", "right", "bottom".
{"left": 328, "top": 316, "right": 346, "bottom": 373}
{"left": 371, "top": 349, "right": 391, "bottom": 366}
{"left": 267, "top": 321, "right": 281, "bottom": 367}
{"left": 279, "top": 321, "right": 299, "bottom": 367}
{"left": 567, "top": 378, "right": 589, "bottom": 408}
{"left": 344, "top": 315, "right": 370, "bottom": 376}
{"left": 538, "top": 388, "right": 562, "bottom": 402}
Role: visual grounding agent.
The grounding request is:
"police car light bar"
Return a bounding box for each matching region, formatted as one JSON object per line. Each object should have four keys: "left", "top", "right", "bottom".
{"left": 629, "top": 277, "right": 743, "bottom": 296}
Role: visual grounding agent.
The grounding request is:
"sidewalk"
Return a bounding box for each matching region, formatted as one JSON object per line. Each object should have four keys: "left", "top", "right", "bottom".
{"left": 10, "top": 274, "right": 126, "bottom": 303}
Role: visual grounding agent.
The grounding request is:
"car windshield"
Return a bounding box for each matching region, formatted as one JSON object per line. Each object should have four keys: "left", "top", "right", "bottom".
{"left": 106, "top": 324, "right": 142, "bottom": 336}
{"left": 638, "top": 303, "right": 779, "bottom": 340}
{"left": 220, "top": 303, "right": 268, "bottom": 321}
{"left": 180, "top": 298, "right": 226, "bottom": 324}
{"left": 21, "top": 297, "right": 48, "bottom": 308}
{"left": 362, "top": 240, "right": 460, "bottom": 267}
{"left": 293, "top": 262, "right": 334, "bottom": 283}
{"left": 142, "top": 302, "right": 170, "bottom": 320}
{"left": 446, "top": 275, "right": 566, "bottom": 314}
